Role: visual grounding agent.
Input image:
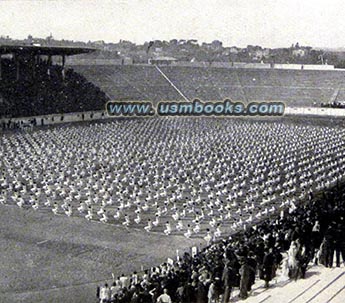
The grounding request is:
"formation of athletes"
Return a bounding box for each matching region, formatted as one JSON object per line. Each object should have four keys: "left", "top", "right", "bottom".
{"left": 1, "top": 117, "right": 345, "bottom": 244}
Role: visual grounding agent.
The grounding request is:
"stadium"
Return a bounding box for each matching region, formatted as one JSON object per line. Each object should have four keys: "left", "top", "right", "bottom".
{"left": 1, "top": 41, "right": 345, "bottom": 303}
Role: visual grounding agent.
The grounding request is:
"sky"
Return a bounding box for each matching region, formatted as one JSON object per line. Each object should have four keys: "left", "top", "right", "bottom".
{"left": 0, "top": 0, "right": 345, "bottom": 48}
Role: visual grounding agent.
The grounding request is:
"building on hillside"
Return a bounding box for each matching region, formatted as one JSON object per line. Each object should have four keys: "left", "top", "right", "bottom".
{"left": 292, "top": 48, "right": 307, "bottom": 57}
{"left": 148, "top": 56, "right": 177, "bottom": 65}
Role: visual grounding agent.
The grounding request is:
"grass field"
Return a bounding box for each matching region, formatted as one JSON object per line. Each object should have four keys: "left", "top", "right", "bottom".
{"left": 0, "top": 205, "right": 200, "bottom": 303}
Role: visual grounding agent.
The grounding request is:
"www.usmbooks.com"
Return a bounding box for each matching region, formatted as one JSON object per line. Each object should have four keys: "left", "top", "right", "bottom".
{"left": 106, "top": 99, "right": 285, "bottom": 117}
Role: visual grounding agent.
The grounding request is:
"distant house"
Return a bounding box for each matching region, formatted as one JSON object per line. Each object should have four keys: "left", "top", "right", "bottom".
{"left": 187, "top": 39, "right": 199, "bottom": 46}
{"left": 251, "top": 49, "right": 270, "bottom": 61}
{"left": 148, "top": 56, "right": 177, "bottom": 65}
{"left": 252, "top": 50, "right": 264, "bottom": 61}
{"left": 263, "top": 48, "right": 270, "bottom": 57}
{"left": 292, "top": 49, "right": 307, "bottom": 57}
{"left": 103, "top": 44, "right": 118, "bottom": 52}
{"left": 93, "top": 40, "right": 105, "bottom": 46}
{"left": 229, "top": 47, "right": 239, "bottom": 54}
{"left": 202, "top": 40, "right": 223, "bottom": 51}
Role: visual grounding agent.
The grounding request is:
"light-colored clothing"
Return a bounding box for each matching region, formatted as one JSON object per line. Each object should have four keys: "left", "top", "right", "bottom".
{"left": 99, "top": 286, "right": 111, "bottom": 302}
{"left": 157, "top": 293, "right": 172, "bottom": 303}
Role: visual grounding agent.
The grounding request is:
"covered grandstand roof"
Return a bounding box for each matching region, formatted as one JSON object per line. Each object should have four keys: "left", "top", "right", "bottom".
{"left": 0, "top": 44, "right": 96, "bottom": 56}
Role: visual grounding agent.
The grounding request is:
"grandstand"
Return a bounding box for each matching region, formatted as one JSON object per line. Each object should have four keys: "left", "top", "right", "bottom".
{"left": 0, "top": 45, "right": 107, "bottom": 119}
{"left": 72, "top": 65, "right": 345, "bottom": 106}
{"left": 2, "top": 55, "right": 345, "bottom": 120}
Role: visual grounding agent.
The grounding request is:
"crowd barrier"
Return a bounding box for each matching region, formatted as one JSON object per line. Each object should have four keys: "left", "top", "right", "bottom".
{"left": 1, "top": 105, "right": 345, "bottom": 130}
{"left": 66, "top": 59, "right": 336, "bottom": 71}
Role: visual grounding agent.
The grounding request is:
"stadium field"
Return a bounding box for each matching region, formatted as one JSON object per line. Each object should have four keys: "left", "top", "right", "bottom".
{"left": 0, "top": 205, "right": 200, "bottom": 303}
{"left": 1, "top": 115, "right": 345, "bottom": 303}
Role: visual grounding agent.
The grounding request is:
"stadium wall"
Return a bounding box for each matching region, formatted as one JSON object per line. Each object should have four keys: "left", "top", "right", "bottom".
{"left": 171, "top": 61, "right": 209, "bottom": 68}
{"left": 0, "top": 110, "right": 107, "bottom": 129}
{"left": 231, "top": 62, "right": 271, "bottom": 69}
{"left": 302, "top": 64, "right": 335, "bottom": 70}
{"left": 66, "top": 58, "right": 335, "bottom": 70}
{"left": 273, "top": 63, "right": 335, "bottom": 70}
{"left": 2, "top": 107, "right": 345, "bottom": 130}
{"left": 66, "top": 58, "right": 129, "bottom": 65}
{"left": 285, "top": 107, "right": 345, "bottom": 116}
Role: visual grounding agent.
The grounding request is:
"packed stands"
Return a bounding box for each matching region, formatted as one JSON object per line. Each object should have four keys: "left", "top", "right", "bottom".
{"left": 2, "top": 62, "right": 345, "bottom": 119}
{"left": 73, "top": 65, "right": 345, "bottom": 106}
{"left": 0, "top": 58, "right": 108, "bottom": 118}
{"left": 72, "top": 65, "right": 183, "bottom": 102}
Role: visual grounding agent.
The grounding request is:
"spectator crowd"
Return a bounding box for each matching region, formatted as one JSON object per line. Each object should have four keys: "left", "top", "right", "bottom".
{"left": 98, "top": 185, "right": 345, "bottom": 303}
{"left": 0, "top": 58, "right": 108, "bottom": 119}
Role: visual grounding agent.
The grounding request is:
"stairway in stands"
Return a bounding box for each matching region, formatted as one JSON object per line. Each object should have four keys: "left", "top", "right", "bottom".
{"left": 233, "top": 264, "right": 345, "bottom": 303}
{"left": 330, "top": 88, "right": 341, "bottom": 104}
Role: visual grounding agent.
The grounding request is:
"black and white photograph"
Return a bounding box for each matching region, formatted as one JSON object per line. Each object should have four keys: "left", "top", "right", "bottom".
{"left": 0, "top": 1, "right": 345, "bottom": 302}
